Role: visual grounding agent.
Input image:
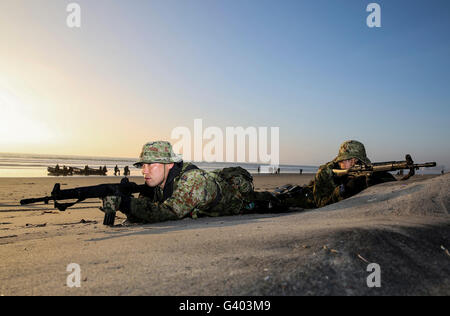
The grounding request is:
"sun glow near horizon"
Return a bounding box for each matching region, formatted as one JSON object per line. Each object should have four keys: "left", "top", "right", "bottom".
{"left": 0, "top": 86, "right": 62, "bottom": 148}
{"left": 0, "top": 1, "right": 449, "bottom": 167}
{"left": 0, "top": 84, "right": 141, "bottom": 157}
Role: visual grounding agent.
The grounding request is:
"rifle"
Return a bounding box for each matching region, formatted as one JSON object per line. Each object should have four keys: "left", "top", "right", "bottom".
{"left": 20, "top": 178, "right": 153, "bottom": 226}
{"left": 332, "top": 154, "right": 436, "bottom": 180}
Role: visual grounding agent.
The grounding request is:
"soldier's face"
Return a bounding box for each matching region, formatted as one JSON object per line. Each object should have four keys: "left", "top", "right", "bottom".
{"left": 141, "top": 163, "right": 173, "bottom": 188}
{"left": 338, "top": 158, "right": 358, "bottom": 170}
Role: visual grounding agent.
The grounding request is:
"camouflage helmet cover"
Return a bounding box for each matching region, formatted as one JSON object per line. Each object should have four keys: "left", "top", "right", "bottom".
{"left": 333, "top": 140, "right": 371, "bottom": 165}
{"left": 133, "top": 141, "right": 182, "bottom": 167}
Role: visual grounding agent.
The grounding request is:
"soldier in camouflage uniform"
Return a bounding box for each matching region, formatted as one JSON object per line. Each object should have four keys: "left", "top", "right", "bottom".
{"left": 312, "top": 140, "right": 397, "bottom": 207}
{"left": 277, "top": 140, "right": 397, "bottom": 209}
{"left": 101, "top": 141, "right": 280, "bottom": 224}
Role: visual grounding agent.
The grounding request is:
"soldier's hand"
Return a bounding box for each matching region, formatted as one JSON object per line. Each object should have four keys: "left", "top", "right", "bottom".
{"left": 100, "top": 196, "right": 121, "bottom": 213}
{"left": 100, "top": 195, "right": 132, "bottom": 215}
{"left": 342, "top": 176, "right": 368, "bottom": 198}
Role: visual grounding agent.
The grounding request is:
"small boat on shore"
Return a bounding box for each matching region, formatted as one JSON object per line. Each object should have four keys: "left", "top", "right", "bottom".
{"left": 47, "top": 166, "right": 74, "bottom": 176}
{"left": 73, "top": 166, "right": 108, "bottom": 176}
{"left": 47, "top": 165, "right": 107, "bottom": 176}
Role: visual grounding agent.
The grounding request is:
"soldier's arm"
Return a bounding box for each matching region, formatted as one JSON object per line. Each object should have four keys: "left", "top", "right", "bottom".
{"left": 128, "top": 170, "right": 219, "bottom": 223}
{"left": 128, "top": 196, "right": 179, "bottom": 223}
{"left": 313, "top": 164, "right": 344, "bottom": 208}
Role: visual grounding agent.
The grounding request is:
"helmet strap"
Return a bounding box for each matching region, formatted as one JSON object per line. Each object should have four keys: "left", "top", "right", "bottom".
{"left": 160, "top": 164, "right": 167, "bottom": 189}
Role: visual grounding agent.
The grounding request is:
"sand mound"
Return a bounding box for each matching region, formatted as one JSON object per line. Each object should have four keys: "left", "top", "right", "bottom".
{"left": 316, "top": 173, "right": 449, "bottom": 217}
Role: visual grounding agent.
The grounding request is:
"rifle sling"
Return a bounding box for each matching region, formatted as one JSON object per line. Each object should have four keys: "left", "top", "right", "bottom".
{"left": 54, "top": 198, "right": 86, "bottom": 212}
{"left": 162, "top": 162, "right": 199, "bottom": 202}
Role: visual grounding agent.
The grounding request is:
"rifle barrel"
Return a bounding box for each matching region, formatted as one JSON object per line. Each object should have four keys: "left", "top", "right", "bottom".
{"left": 416, "top": 162, "right": 437, "bottom": 168}
{"left": 19, "top": 180, "right": 150, "bottom": 206}
{"left": 20, "top": 197, "right": 52, "bottom": 205}
{"left": 19, "top": 178, "right": 152, "bottom": 226}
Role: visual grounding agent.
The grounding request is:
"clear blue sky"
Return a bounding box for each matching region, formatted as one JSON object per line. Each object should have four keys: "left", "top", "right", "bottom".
{"left": 0, "top": 0, "right": 449, "bottom": 167}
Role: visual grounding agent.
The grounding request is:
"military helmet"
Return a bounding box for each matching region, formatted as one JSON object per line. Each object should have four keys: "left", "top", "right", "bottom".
{"left": 333, "top": 140, "right": 371, "bottom": 165}
{"left": 133, "top": 141, "right": 182, "bottom": 167}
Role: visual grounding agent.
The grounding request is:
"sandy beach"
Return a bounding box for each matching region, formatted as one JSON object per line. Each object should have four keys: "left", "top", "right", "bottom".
{"left": 0, "top": 173, "right": 449, "bottom": 296}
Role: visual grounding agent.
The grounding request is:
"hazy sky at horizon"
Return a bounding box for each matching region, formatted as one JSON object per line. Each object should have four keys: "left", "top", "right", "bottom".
{"left": 0, "top": 0, "right": 449, "bottom": 167}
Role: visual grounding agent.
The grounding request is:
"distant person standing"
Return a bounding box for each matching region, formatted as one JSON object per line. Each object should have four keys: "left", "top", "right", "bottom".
{"left": 114, "top": 165, "right": 120, "bottom": 176}
{"left": 257, "top": 166, "right": 260, "bottom": 174}
{"left": 300, "top": 169, "right": 303, "bottom": 175}
{"left": 124, "top": 166, "right": 130, "bottom": 176}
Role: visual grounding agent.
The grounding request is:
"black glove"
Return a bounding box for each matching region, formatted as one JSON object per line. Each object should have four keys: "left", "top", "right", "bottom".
{"left": 111, "top": 181, "right": 133, "bottom": 215}
{"left": 342, "top": 176, "right": 368, "bottom": 198}
{"left": 118, "top": 194, "right": 132, "bottom": 215}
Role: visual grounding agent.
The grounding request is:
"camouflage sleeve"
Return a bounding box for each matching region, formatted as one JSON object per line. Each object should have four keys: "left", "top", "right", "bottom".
{"left": 128, "top": 170, "right": 219, "bottom": 223}
{"left": 129, "top": 197, "right": 178, "bottom": 223}
{"left": 313, "top": 164, "right": 344, "bottom": 208}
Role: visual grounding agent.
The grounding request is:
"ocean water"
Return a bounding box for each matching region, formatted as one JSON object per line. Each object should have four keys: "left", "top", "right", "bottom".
{"left": 0, "top": 152, "right": 442, "bottom": 178}
{"left": 0, "top": 153, "right": 319, "bottom": 178}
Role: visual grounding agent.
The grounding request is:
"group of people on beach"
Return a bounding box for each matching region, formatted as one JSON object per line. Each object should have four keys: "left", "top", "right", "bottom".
{"left": 52, "top": 164, "right": 131, "bottom": 176}
{"left": 114, "top": 165, "right": 130, "bottom": 176}
{"left": 256, "top": 166, "right": 281, "bottom": 174}
{"left": 100, "top": 140, "right": 397, "bottom": 226}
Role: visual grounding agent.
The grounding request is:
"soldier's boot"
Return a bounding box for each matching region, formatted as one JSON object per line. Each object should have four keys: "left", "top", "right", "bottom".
{"left": 273, "top": 184, "right": 295, "bottom": 195}
{"left": 275, "top": 185, "right": 315, "bottom": 209}
{"left": 248, "top": 191, "right": 288, "bottom": 213}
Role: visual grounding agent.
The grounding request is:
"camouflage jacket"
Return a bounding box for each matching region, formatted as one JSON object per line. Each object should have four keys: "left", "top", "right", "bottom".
{"left": 313, "top": 161, "right": 397, "bottom": 208}
{"left": 128, "top": 163, "right": 252, "bottom": 223}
